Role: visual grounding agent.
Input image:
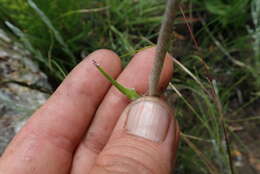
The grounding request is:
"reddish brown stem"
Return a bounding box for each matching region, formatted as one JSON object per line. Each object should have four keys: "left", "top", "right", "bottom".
{"left": 179, "top": 6, "right": 199, "bottom": 49}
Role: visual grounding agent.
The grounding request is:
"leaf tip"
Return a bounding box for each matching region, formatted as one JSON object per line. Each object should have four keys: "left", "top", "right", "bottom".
{"left": 92, "top": 60, "right": 99, "bottom": 67}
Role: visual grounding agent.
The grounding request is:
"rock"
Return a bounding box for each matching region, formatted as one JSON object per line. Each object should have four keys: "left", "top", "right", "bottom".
{"left": 0, "top": 28, "right": 51, "bottom": 155}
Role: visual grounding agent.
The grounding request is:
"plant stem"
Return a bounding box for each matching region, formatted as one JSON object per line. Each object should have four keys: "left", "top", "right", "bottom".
{"left": 149, "top": 0, "right": 179, "bottom": 96}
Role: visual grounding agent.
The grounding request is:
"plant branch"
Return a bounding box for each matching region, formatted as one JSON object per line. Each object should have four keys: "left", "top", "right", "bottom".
{"left": 149, "top": 0, "right": 179, "bottom": 96}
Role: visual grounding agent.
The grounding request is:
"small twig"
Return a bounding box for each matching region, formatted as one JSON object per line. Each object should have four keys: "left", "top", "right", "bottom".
{"left": 149, "top": 0, "right": 179, "bottom": 96}
{"left": 179, "top": 6, "right": 199, "bottom": 49}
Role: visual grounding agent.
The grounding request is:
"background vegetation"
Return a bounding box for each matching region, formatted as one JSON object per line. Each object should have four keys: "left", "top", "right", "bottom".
{"left": 0, "top": 0, "right": 259, "bottom": 173}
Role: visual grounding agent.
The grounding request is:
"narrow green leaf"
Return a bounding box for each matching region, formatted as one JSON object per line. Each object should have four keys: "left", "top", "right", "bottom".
{"left": 92, "top": 60, "right": 140, "bottom": 100}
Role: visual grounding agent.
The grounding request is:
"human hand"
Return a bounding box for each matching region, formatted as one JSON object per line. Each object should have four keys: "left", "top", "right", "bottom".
{"left": 0, "top": 47, "right": 179, "bottom": 174}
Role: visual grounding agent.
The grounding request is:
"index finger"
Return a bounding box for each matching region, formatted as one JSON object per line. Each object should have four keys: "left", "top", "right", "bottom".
{"left": 0, "top": 49, "right": 121, "bottom": 174}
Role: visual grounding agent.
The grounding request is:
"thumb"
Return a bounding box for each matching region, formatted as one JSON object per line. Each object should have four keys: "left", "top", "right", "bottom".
{"left": 91, "top": 97, "right": 180, "bottom": 174}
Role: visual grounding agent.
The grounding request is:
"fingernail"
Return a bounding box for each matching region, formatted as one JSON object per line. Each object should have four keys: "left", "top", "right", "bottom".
{"left": 126, "top": 97, "right": 170, "bottom": 142}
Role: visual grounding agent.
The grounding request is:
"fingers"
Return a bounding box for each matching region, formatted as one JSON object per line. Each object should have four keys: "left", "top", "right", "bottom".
{"left": 91, "top": 97, "right": 180, "bottom": 174}
{"left": 71, "top": 47, "right": 173, "bottom": 173}
{"left": 0, "top": 50, "right": 121, "bottom": 174}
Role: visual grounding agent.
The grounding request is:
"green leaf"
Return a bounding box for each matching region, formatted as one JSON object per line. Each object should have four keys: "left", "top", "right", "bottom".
{"left": 93, "top": 60, "right": 140, "bottom": 100}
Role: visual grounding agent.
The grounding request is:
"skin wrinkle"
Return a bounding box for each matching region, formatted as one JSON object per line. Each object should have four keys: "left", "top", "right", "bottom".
{"left": 102, "top": 139, "right": 169, "bottom": 173}
{"left": 27, "top": 108, "right": 87, "bottom": 153}
{"left": 40, "top": 127, "right": 77, "bottom": 154}
{"left": 22, "top": 126, "right": 75, "bottom": 156}
{"left": 93, "top": 164, "right": 123, "bottom": 174}
{"left": 104, "top": 144, "right": 155, "bottom": 161}
{"left": 102, "top": 144, "right": 163, "bottom": 170}
{"left": 106, "top": 135, "right": 161, "bottom": 154}
{"left": 55, "top": 73, "right": 101, "bottom": 108}
{"left": 82, "top": 131, "right": 108, "bottom": 154}
{"left": 97, "top": 154, "right": 154, "bottom": 174}
{"left": 80, "top": 94, "right": 128, "bottom": 155}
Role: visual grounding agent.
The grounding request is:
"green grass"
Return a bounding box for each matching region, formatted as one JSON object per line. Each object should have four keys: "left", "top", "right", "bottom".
{"left": 0, "top": 0, "right": 259, "bottom": 173}
{"left": 0, "top": 0, "right": 166, "bottom": 82}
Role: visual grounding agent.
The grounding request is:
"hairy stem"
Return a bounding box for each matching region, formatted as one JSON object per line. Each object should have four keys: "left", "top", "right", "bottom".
{"left": 148, "top": 0, "right": 179, "bottom": 96}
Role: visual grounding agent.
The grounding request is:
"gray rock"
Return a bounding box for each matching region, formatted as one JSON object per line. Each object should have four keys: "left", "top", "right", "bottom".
{"left": 0, "top": 28, "right": 51, "bottom": 155}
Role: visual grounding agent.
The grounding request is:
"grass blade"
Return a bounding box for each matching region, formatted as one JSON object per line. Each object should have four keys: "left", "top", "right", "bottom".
{"left": 27, "top": 0, "right": 76, "bottom": 64}
{"left": 182, "top": 134, "right": 219, "bottom": 174}
{"left": 171, "top": 57, "right": 207, "bottom": 92}
{"left": 5, "top": 21, "right": 34, "bottom": 53}
{"left": 5, "top": 21, "right": 67, "bottom": 81}
{"left": 60, "top": 6, "right": 109, "bottom": 17}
